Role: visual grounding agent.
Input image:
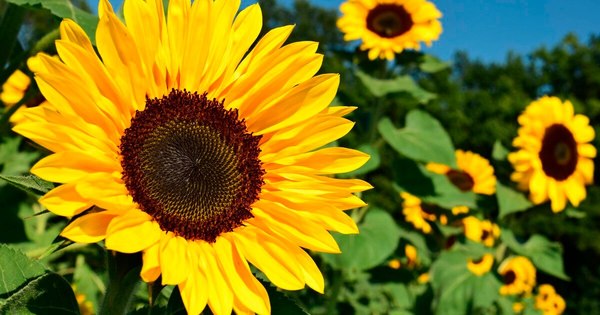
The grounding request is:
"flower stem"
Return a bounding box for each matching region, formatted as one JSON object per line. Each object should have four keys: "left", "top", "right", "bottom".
{"left": 99, "top": 251, "right": 142, "bottom": 315}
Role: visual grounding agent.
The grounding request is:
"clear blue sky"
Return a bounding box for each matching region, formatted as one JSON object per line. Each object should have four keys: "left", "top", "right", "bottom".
{"left": 89, "top": 0, "right": 600, "bottom": 63}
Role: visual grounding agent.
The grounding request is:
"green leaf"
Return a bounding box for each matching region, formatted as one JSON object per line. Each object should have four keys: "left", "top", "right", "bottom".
{"left": 500, "top": 230, "right": 569, "bottom": 280}
{"left": 419, "top": 55, "right": 450, "bottom": 73}
{"left": 492, "top": 140, "right": 509, "bottom": 161}
{"left": 496, "top": 182, "right": 533, "bottom": 218}
{"left": 341, "top": 144, "right": 380, "bottom": 177}
{"left": 0, "top": 3, "right": 25, "bottom": 72}
{"left": 355, "top": 70, "right": 436, "bottom": 103}
{"left": 383, "top": 283, "right": 412, "bottom": 309}
{"left": 0, "top": 174, "right": 54, "bottom": 195}
{"left": 263, "top": 281, "right": 310, "bottom": 315}
{"left": 430, "top": 250, "right": 500, "bottom": 315}
{"left": 73, "top": 255, "right": 103, "bottom": 313}
{"left": 0, "top": 137, "right": 40, "bottom": 176}
{"left": 165, "top": 287, "right": 186, "bottom": 315}
{"left": 322, "top": 209, "right": 401, "bottom": 270}
{"left": 0, "top": 245, "right": 46, "bottom": 296}
{"left": 379, "top": 110, "right": 456, "bottom": 168}
{"left": 5, "top": 0, "right": 98, "bottom": 43}
{"left": 0, "top": 273, "right": 79, "bottom": 314}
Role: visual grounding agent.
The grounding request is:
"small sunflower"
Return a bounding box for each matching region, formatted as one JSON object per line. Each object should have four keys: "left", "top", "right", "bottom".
{"left": 462, "top": 216, "right": 500, "bottom": 247}
{"left": 467, "top": 253, "right": 494, "bottom": 276}
{"left": 15, "top": 1, "right": 371, "bottom": 314}
{"left": 0, "top": 55, "right": 51, "bottom": 124}
{"left": 401, "top": 192, "right": 437, "bottom": 233}
{"left": 337, "top": 0, "right": 442, "bottom": 60}
{"left": 388, "top": 258, "right": 401, "bottom": 269}
{"left": 498, "top": 256, "right": 536, "bottom": 296}
{"left": 535, "top": 284, "right": 566, "bottom": 315}
{"left": 427, "top": 149, "right": 497, "bottom": 195}
{"left": 509, "top": 96, "right": 596, "bottom": 212}
{"left": 512, "top": 302, "right": 525, "bottom": 314}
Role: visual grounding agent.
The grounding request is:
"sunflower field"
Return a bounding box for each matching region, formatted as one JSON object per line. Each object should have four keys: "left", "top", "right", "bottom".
{"left": 0, "top": 0, "right": 599, "bottom": 314}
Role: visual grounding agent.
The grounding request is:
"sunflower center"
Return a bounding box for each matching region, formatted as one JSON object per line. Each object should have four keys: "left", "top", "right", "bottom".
{"left": 120, "top": 89, "right": 264, "bottom": 243}
{"left": 471, "top": 257, "right": 484, "bottom": 265}
{"left": 503, "top": 270, "right": 517, "bottom": 285}
{"left": 366, "top": 4, "right": 413, "bottom": 38}
{"left": 446, "top": 170, "right": 475, "bottom": 192}
{"left": 481, "top": 229, "right": 490, "bottom": 241}
{"left": 539, "top": 124, "right": 578, "bottom": 181}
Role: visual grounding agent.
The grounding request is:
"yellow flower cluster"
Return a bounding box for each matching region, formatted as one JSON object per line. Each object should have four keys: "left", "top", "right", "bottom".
{"left": 535, "top": 284, "right": 566, "bottom": 315}
{"left": 462, "top": 216, "right": 500, "bottom": 247}
{"left": 498, "top": 256, "right": 536, "bottom": 296}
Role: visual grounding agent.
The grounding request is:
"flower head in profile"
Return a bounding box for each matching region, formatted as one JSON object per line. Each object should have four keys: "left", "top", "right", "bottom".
{"left": 337, "top": 0, "right": 442, "bottom": 60}
{"left": 535, "top": 284, "right": 566, "bottom": 315}
{"left": 0, "top": 56, "right": 48, "bottom": 124}
{"left": 14, "top": 0, "right": 371, "bottom": 314}
{"left": 427, "top": 149, "right": 497, "bottom": 195}
{"left": 499, "top": 256, "right": 536, "bottom": 296}
{"left": 509, "top": 96, "right": 596, "bottom": 212}
{"left": 467, "top": 253, "right": 494, "bottom": 276}
{"left": 462, "top": 216, "right": 500, "bottom": 247}
{"left": 401, "top": 192, "right": 437, "bottom": 233}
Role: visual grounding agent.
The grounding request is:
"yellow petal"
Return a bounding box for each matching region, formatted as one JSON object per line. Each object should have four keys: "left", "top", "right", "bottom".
{"left": 159, "top": 234, "right": 191, "bottom": 285}
{"left": 141, "top": 243, "right": 161, "bottom": 282}
{"left": 39, "top": 183, "right": 91, "bottom": 217}
{"left": 105, "top": 210, "right": 161, "bottom": 253}
{"left": 213, "top": 237, "right": 270, "bottom": 314}
{"left": 61, "top": 210, "right": 119, "bottom": 243}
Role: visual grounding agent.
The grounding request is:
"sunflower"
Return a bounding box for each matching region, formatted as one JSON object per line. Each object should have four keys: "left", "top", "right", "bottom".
{"left": 535, "top": 284, "right": 565, "bottom": 315}
{"left": 14, "top": 1, "right": 371, "bottom": 314}
{"left": 462, "top": 216, "right": 500, "bottom": 247}
{"left": 337, "top": 0, "right": 442, "bottom": 60}
{"left": 427, "top": 149, "right": 497, "bottom": 195}
{"left": 498, "top": 256, "right": 536, "bottom": 296}
{"left": 401, "top": 192, "right": 437, "bottom": 233}
{"left": 508, "top": 96, "right": 596, "bottom": 212}
{"left": 467, "top": 253, "right": 494, "bottom": 276}
{"left": 1, "top": 56, "right": 51, "bottom": 124}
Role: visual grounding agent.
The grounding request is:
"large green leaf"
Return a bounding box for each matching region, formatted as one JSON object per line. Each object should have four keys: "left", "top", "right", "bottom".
{"left": 0, "top": 273, "right": 79, "bottom": 314}
{"left": 0, "top": 174, "right": 54, "bottom": 195}
{"left": 0, "top": 3, "right": 25, "bottom": 73}
{"left": 0, "top": 137, "right": 40, "bottom": 177}
{"left": 419, "top": 55, "right": 450, "bottom": 73}
{"left": 500, "top": 230, "right": 569, "bottom": 280}
{"left": 496, "top": 182, "right": 533, "bottom": 218}
{"left": 6, "top": 0, "right": 98, "bottom": 43}
{"left": 322, "top": 209, "right": 401, "bottom": 270}
{"left": 355, "top": 70, "right": 436, "bottom": 103}
{"left": 379, "top": 110, "right": 456, "bottom": 168}
{"left": 430, "top": 250, "right": 500, "bottom": 315}
{"left": 0, "top": 245, "right": 46, "bottom": 296}
{"left": 0, "top": 245, "right": 79, "bottom": 314}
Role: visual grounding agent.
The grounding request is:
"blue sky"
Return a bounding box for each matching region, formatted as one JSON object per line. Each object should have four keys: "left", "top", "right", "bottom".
{"left": 89, "top": 0, "right": 600, "bottom": 63}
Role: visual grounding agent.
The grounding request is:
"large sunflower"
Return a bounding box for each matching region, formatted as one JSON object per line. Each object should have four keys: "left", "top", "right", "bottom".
{"left": 508, "top": 96, "right": 596, "bottom": 212}
{"left": 337, "top": 0, "right": 442, "bottom": 60}
{"left": 427, "top": 149, "right": 497, "bottom": 195}
{"left": 14, "top": 1, "right": 371, "bottom": 314}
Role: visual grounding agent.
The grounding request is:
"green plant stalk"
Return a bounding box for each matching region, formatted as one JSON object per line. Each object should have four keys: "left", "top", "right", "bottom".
{"left": 99, "top": 251, "right": 142, "bottom": 315}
